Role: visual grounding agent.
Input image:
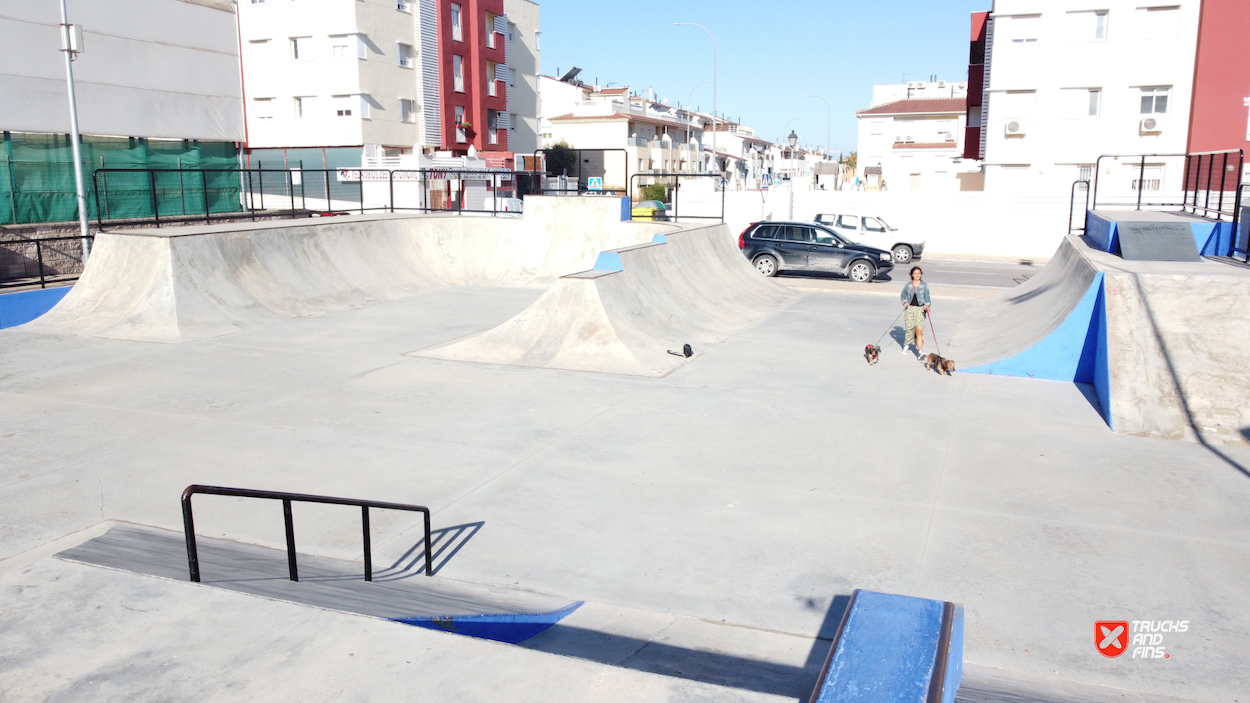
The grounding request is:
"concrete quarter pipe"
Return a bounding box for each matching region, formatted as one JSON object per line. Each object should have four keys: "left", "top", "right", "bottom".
{"left": 947, "top": 234, "right": 1250, "bottom": 439}
{"left": 414, "top": 226, "right": 797, "bottom": 377}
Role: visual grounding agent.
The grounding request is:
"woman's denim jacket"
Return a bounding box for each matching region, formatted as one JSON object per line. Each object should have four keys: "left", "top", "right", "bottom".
{"left": 900, "top": 281, "right": 930, "bottom": 306}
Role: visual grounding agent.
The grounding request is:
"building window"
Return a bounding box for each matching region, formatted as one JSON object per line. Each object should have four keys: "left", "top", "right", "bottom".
{"left": 333, "top": 95, "right": 353, "bottom": 117}
{"left": 331, "top": 35, "right": 365, "bottom": 59}
{"left": 1132, "top": 165, "right": 1164, "bottom": 192}
{"left": 400, "top": 99, "right": 416, "bottom": 123}
{"left": 1066, "top": 10, "right": 1108, "bottom": 41}
{"left": 397, "top": 43, "right": 413, "bottom": 68}
{"left": 451, "top": 3, "right": 462, "bottom": 41}
{"left": 485, "top": 12, "right": 497, "bottom": 48}
{"left": 254, "top": 98, "right": 275, "bottom": 120}
{"left": 487, "top": 110, "right": 498, "bottom": 144}
{"left": 1140, "top": 86, "right": 1170, "bottom": 114}
{"left": 509, "top": 113, "right": 517, "bottom": 131}
{"left": 294, "top": 96, "right": 309, "bottom": 118}
{"left": 1004, "top": 15, "right": 1040, "bottom": 43}
{"left": 396, "top": 0, "right": 409, "bottom": 11}
{"left": 1136, "top": 6, "right": 1179, "bottom": 40}
{"left": 1087, "top": 89, "right": 1101, "bottom": 117}
{"left": 250, "top": 0, "right": 265, "bottom": 4}
{"left": 455, "top": 105, "right": 467, "bottom": 142}
{"left": 290, "top": 37, "right": 307, "bottom": 60}
{"left": 535, "top": 31, "right": 540, "bottom": 50}
{"left": 1094, "top": 11, "right": 1108, "bottom": 39}
{"left": 1078, "top": 165, "right": 1093, "bottom": 182}
{"left": 453, "top": 54, "right": 464, "bottom": 92}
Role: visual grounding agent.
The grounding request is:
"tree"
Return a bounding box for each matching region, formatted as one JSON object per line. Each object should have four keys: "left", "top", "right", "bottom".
{"left": 841, "top": 151, "right": 858, "bottom": 174}
{"left": 641, "top": 183, "right": 668, "bottom": 202}
{"left": 544, "top": 139, "right": 578, "bottom": 177}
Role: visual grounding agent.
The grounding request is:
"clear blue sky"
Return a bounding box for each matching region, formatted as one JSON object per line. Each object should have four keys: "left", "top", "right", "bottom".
{"left": 535, "top": 0, "right": 988, "bottom": 155}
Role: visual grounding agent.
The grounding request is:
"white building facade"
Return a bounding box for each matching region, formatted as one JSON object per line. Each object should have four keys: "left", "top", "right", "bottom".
{"left": 239, "top": 0, "right": 538, "bottom": 160}
{"left": 978, "top": 0, "right": 1201, "bottom": 194}
{"left": 855, "top": 82, "right": 977, "bottom": 192}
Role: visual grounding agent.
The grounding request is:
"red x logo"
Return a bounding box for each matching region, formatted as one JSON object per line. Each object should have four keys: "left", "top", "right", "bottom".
{"left": 1096, "top": 621, "right": 1129, "bottom": 658}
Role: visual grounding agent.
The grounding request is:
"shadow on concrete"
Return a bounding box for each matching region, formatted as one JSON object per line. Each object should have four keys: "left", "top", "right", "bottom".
{"left": 378, "top": 521, "right": 484, "bottom": 579}
{"left": 519, "top": 593, "right": 850, "bottom": 699}
{"left": 1133, "top": 275, "right": 1250, "bottom": 480}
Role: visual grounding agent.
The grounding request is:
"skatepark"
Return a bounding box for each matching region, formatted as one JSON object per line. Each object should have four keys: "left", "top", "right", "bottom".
{"left": 2, "top": 195, "right": 1249, "bottom": 702}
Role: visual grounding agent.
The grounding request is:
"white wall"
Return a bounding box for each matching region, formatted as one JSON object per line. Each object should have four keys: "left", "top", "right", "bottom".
{"left": 0, "top": 0, "right": 243, "bottom": 141}
{"left": 504, "top": 0, "right": 540, "bottom": 155}
{"left": 983, "top": 0, "right": 1201, "bottom": 195}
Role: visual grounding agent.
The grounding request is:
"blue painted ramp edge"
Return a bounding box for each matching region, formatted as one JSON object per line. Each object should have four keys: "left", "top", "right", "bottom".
{"left": 811, "top": 590, "right": 963, "bottom": 703}
{"left": 963, "top": 273, "right": 1105, "bottom": 382}
{"left": 652, "top": 233, "right": 667, "bottom": 244}
{"left": 1192, "top": 221, "right": 1235, "bottom": 256}
{"left": 0, "top": 287, "right": 72, "bottom": 329}
{"left": 593, "top": 251, "right": 624, "bottom": 272}
{"left": 391, "top": 601, "right": 583, "bottom": 644}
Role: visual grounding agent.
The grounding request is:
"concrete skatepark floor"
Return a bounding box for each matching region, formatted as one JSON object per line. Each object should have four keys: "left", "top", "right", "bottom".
{"left": 2, "top": 280, "right": 1249, "bottom": 702}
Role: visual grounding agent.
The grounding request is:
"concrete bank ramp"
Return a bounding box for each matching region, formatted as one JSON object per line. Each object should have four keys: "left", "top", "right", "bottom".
{"left": 946, "top": 234, "right": 1250, "bottom": 439}
{"left": 415, "top": 225, "right": 796, "bottom": 376}
{"left": 18, "top": 197, "right": 663, "bottom": 344}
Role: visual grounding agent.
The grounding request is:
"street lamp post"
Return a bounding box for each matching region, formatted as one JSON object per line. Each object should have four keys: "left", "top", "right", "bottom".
{"left": 687, "top": 80, "right": 712, "bottom": 170}
{"left": 674, "top": 23, "right": 715, "bottom": 175}
{"left": 59, "top": 0, "right": 90, "bottom": 262}
{"left": 786, "top": 130, "right": 798, "bottom": 219}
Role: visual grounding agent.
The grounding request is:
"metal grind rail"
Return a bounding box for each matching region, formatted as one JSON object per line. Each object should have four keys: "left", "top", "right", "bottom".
{"left": 181, "top": 484, "right": 432, "bottom": 583}
{"left": 0, "top": 233, "right": 94, "bottom": 289}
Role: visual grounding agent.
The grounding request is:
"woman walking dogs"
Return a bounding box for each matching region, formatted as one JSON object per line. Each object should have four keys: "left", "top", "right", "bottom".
{"left": 900, "top": 266, "right": 930, "bottom": 356}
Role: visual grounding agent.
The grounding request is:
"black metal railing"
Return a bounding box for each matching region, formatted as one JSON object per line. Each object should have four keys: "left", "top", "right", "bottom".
{"left": 91, "top": 167, "right": 547, "bottom": 231}
{"left": 1090, "top": 150, "right": 1243, "bottom": 220}
{"left": 628, "top": 172, "right": 727, "bottom": 222}
{"left": 1068, "top": 179, "right": 1090, "bottom": 235}
{"left": 180, "top": 484, "right": 432, "bottom": 583}
{"left": 0, "top": 234, "right": 94, "bottom": 289}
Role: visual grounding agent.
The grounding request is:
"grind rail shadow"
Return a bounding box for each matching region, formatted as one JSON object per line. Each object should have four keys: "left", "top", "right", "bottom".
{"left": 181, "top": 484, "right": 432, "bottom": 583}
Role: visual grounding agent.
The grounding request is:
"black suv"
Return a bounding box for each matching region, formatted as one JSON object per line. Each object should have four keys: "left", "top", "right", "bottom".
{"left": 738, "top": 221, "right": 894, "bottom": 282}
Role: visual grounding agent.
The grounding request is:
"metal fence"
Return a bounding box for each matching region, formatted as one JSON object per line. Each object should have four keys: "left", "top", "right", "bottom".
{"left": 0, "top": 234, "right": 92, "bottom": 289}
{"left": 89, "top": 167, "right": 547, "bottom": 230}
{"left": 628, "top": 172, "right": 727, "bottom": 222}
{"left": 1089, "top": 150, "right": 1244, "bottom": 221}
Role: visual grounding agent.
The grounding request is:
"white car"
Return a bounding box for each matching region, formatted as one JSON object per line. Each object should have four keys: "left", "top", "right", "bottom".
{"left": 813, "top": 214, "right": 924, "bottom": 264}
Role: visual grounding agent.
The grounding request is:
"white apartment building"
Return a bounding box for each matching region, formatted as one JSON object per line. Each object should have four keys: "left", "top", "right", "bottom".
{"left": 978, "top": 1, "right": 1201, "bottom": 193}
{"left": 538, "top": 77, "right": 709, "bottom": 189}
{"left": 239, "top": 0, "right": 538, "bottom": 161}
{"left": 855, "top": 81, "right": 978, "bottom": 192}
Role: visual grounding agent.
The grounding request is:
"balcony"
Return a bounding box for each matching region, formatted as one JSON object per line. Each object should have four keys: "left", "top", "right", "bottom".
{"left": 963, "top": 126, "right": 981, "bottom": 159}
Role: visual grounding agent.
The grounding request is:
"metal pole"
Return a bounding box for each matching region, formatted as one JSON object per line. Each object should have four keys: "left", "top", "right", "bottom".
{"left": 1218, "top": 152, "right": 1228, "bottom": 215}
{"left": 182, "top": 493, "right": 201, "bottom": 583}
{"left": 1137, "top": 156, "right": 1145, "bottom": 210}
{"left": 5, "top": 157, "right": 17, "bottom": 224}
{"left": 389, "top": 171, "right": 394, "bottom": 213}
{"left": 362, "top": 506, "right": 372, "bottom": 582}
{"left": 201, "top": 169, "right": 210, "bottom": 224}
{"left": 1182, "top": 155, "right": 1192, "bottom": 210}
{"left": 324, "top": 169, "right": 331, "bottom": 212}
{"left": 149, "top": 169, "right": 160, "bottom": 227}
{"left": 1205, "top": 155, "right": 1214, "bottom": 213}
{"left": 92, "top": 170, "right": 102, "bottom": 230}
{"left": 282, "top": 498, "right": 298, "bottom": 582}
{"left": 423, "top": 510, "right": 433, "bottom": 576}
{"left": 58, "top": 0, "right": 90, "bottom": 263}
{"left": 36, "top": 240, "right": 46, "bottom": 289}
{"left": 288, "top": 169, "right": 295, "bottom": 214}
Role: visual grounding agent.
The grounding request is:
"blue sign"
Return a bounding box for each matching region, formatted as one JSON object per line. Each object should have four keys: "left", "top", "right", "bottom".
{"left": 588, "top": 177, "right": 603, "bottom": 191}
{"left": 762, "top": 174, "right": 771, "bottom": 186}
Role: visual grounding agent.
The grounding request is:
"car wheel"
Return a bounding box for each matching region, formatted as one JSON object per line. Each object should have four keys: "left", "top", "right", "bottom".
{"left": 753, "top": 254, "right": 779, "bottom": 277}
{"left": 892, "top": 245, "right": 914, "bottom": 264}
{"left": 848, "top": 260, "right": 876, "bottom": 283}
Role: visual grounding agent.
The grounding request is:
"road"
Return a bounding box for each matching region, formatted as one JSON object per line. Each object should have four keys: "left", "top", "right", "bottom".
{"left": 777, "top": 256, "right": 1044, "bottom": 295}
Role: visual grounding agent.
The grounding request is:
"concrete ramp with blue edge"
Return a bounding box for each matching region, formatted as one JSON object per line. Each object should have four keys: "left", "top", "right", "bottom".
{"left": 944, "top": 237, "right": 1112, "bottom": 426}
{"left": 810, "top": 590, "right": 963, "bottom": 703}
{"left": 0, "top": 287, "right": 71, "bottom": 329}
{"left": 1086, "top": 210, "right": 1237, "bottom": 257}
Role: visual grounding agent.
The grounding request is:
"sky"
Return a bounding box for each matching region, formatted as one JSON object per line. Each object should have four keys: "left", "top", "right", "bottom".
{"left": 534, "top": 0, "right": 989, "bottom": 155}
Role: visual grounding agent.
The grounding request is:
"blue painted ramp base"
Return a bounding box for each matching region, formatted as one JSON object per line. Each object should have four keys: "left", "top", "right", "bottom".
{"left": 811, "top": 590, "right": 963, "bottom": 703}
{"left": 392, "top": 601, "right": 583, "bottom": 644}
{"left": 963, "top": 274, "right": 1112, "bottom": 429}
{"left": 0, "top": 286, "right": 72, "bottom": 329}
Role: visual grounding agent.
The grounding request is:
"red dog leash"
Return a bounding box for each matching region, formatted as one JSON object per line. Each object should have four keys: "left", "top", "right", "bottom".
{"left": 926, "top": 308, "right": 941, "bottom": 356}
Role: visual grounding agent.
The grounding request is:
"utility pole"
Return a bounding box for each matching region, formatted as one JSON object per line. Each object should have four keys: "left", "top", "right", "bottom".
{"left": 59, "top": 0, "right": 90, "bottom": 262}
{"left": 675, "top": 23, "right": 716, "bottom": 175}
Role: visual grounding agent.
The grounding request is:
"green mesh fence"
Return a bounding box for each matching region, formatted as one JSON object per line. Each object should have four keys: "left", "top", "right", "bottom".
{"left": 0, "top": 132, "right": 242, "bottom": 225}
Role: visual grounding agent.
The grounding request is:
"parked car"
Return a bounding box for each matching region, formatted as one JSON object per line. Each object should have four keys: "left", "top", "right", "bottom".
{"left": 813, "top": 213, "right": 924, "bottom": 264}
{"left": 738, "top": 221, "right": 894, "bottom": 282}
{"left": 631, "top": 200, "right": 670, "bottom": 221}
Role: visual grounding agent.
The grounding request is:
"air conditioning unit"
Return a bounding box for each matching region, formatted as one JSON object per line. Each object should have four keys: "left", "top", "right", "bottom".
{"left": 1004, "top": 120, "right": 1026, "bottom": 136}
{"left": 942, "top": 131, "right": 953, "bottom": 140}
{"left": 907, "top": 82, "right": 916, "bottom": 89}
{"left": 894, "top": 135, "right": 903, "bottom": 143}
{"left": 1139, "top": 117, "right": 1162, "bottom": 134}
{"left": 905, "top": 135, "right": 914, "bottom": 142}
{"left": 938, "top": 81, "right": 947, "bottom": 88}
